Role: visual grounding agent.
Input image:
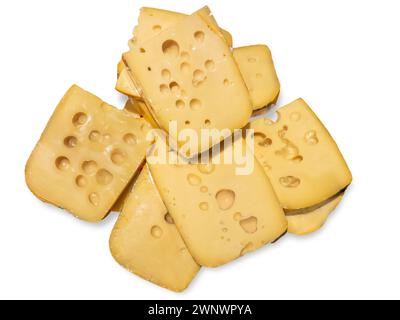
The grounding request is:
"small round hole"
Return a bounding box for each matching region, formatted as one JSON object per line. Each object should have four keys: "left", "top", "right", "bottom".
{"left": 194, "top": 31, "right": 205, "bottom": 42}
{"left": 55, "top": 157, "right": 70, "bottom": 171}
{"left": 111, "top": 149, "right": 127, "bottom": 165}
{"left": 72, "top": 112, "right": 88, "bottom": 127}
{"left": 190, "top": 99, "right": 202, "bottom": 111}
{"left": 82, "top": 160, "right": 98, "bottom": 175}
{"left": 160, "top": 84, "right": 169, "bottom": 94}
{"left": 123, "top": 133, "right": 137, "bottom": 145}
{"left": 169, "top": 82, "right": 180, "bottom": 94}
{"left": 89, "top": 131, "right": 101, "bottom": 142}
{"left": 205, "top": 60, "right": 216, "bottom": 72}
{"left": 176, "top": 100, "right": 185, "bottom": 109}
{"left": 75, "top": 175, "right": 87, "bottom": 188}
{"left": 161, "top": 69, "right": 171, "bottom": 81}
{"left": 64, "top": 136, "right": 78, "bottom": 148}
{"left": 152, "top": 25, "right": 162, "bottom": 32}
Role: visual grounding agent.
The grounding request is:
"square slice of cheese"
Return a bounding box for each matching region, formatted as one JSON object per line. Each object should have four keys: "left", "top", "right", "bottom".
{"left": 233, "top": 45, "right": 280, "bottom": 110}
{"left": 286, "top": 193, "right": 344, "bottom": 236}
{"left": 123, "top": 13, "right": 252, "bottom": 155}
{"left": 110, "top": 165, "right": 200, "bottom": 292}
{"left": 147, "top": 137, "right": 287, "bottom": 267}
{"left": 250, "top": 99, "right": 352, "bottom": 210}
{"left": 25, "top": 85, "right": 152, "bottom": 222}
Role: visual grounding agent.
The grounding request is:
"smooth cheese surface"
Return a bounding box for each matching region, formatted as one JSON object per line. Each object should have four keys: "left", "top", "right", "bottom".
{"left": 287, "top": 193, "right": 344, "bottom": 236}
{"left": 129, "top": 7, "right": 233, "bottom": 49}
{"left": 148, "top": 137, "right": 287, "bottom": 267}
{"left": 110, "top": 165, "right": 200, "bottom": 292}
{"left": 25, "top": 85, "right": 151, "bottom": 222}
{"left": 250, "top": 99, "right": 352, "bottom": 210}
{"left": 124, "top": 14, "right": 252, "bottom": 155}
{"left": 233, "top": 45, "right": 280, "bottom": 110}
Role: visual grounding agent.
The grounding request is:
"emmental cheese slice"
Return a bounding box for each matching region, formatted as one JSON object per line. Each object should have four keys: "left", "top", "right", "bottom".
{"left": 147, "top": 137, "right": 287, "bottom": 267}
{"left": 286, "top": 193, "right": 344, "bottom": 236}
{"left": 250, "top": 99, "right": 352, "bottom": 211}
{"left": 25, "top": 85, "right": 152, "bottom": 222}
{"left": 129, "top": 7, "right": 233, "bottom": 49}
{"left": 110, "top": 165, "right": 200, "bottom": 292}
{"left": 123, "top": 13, "right": 252, "bottom": 155}
{"left": 233, "top": 45, "right": 280, "bottom": 111}
{"left": 119, "top": 7, "right": 233, "bottom": 101}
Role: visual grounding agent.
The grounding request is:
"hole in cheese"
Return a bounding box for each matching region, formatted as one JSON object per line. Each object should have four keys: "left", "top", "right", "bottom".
{"left": 55, "top": 156, "right": 70, "bottom": 171}
{"left": 162, "top": 40, "right": 180, "bottom": 58}
{"left": 216, "top": 190, "right": 236, "bottom": 211}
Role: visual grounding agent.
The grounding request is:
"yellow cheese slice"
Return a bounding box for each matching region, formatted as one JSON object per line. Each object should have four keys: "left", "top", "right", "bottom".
{"left": 147, "top": 137, "right": 287, "bottom": 267}
{"left": 25, "top": 85, "right": 152, "bottom": 222}
{"left": 129, "top": 7, "right": 233, "bottom": 49}
{"left": 110, "top": 165, "right": 200, "bottom": 292}
{"left": 250, "top": 99, "right": 352, "bottom": 210}
{"left": 119, "top": 7, "right": 233, "bottom": 100}
{"left": 233, "top": 45, "right": 280, "bottom": 110}
{"left": 287, "top": 193, "right": 344, "bottom": 236}
{"left": 124, "top": 13, "right": 252, "bottom": 155}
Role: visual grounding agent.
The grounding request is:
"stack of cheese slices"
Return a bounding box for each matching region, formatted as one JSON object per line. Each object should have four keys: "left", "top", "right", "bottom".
{"left": 26, "top": 6, "right": 352, "bottom": 292}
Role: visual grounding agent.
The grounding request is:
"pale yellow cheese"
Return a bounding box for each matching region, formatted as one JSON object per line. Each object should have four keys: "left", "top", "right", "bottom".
{"left": 110, "top": 165, "right": 200, "bottom": 292}
{"left": 115, "top": 66, "right": 141, "bottom": 98}
{"left": 250, "top": 99, "right": 352, "bottom": 210}
{"left": 148, "top": 137, "right": 287, "bottom": 267}
{"left": 233, "top": 45, "right": 280, "bottom": 110}
{"left": 124, "top": 13, "right": 252, "bottom": 155}
{"left": 129, "top": 7, "right": 233, "bottom": 49}
{"left": 287, "top": 193, "right": 344, "bottom": 236}
{"left": 119, "top": 7, "right": 233, "bottom": 99}
{"left": 125, "top": 98, "right": 159, "bottom": 129}
{"left": 25, "top": 85, "right": 152, "bottom": 222}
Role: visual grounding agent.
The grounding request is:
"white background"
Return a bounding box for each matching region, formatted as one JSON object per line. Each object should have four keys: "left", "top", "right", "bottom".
{"left": 0, "top": 0, "right": 399, "bottom": 300}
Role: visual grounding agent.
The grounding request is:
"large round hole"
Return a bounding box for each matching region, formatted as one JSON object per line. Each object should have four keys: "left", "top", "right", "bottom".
{"left": 162, "top": 40, "right": 180, "bottom": 58}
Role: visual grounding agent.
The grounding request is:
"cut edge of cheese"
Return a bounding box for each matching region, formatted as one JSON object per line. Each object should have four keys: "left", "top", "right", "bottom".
{"left": 286, "top": 192, "right": 344, "bottom": 236}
